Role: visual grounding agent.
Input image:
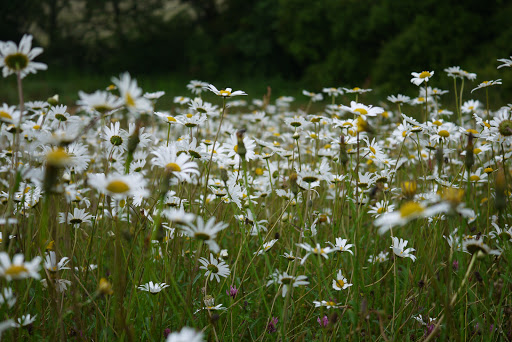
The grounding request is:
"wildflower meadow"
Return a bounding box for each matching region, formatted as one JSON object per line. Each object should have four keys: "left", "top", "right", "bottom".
{"left": 1, "top": 33, "right": 512, "bottom": 341}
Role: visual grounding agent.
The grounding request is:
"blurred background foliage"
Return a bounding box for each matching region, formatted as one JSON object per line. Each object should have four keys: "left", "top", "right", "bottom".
{"left": 1, "top": 0, "right": 512, "bottom": 101}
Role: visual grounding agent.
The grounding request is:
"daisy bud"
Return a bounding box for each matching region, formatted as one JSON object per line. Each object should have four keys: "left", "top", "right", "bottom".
{"left": 498, "top": 119, "right": 512, "bottom": 136}
{"left": 339, "top": 135, "right": 349, "bottom": 168}
{"left": 236, "top": 129, "right": 246, "bottom": 159}
{"left": 289, "top": 173, "right": 298, "bottom": 196}
{"left": 47, "top": 94, "right": 59, "bottom": 106}
{"left": 220, "top": 168, "right": 229, "bottom": 183}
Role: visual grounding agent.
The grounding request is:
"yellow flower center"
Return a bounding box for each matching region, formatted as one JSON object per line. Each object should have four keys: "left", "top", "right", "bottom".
{"left": 255, "top": 168, "right": 263, "bottom": 176}
{"left": 33, "top": 125, "right": 41, "bottom": 130}
{"left": 433, "top": 120, "right": 443, "bottom": 126}
{"left": 377, "top": 207, "right": 385, "bottom": 214}
{"left": 125, "top": 93, "right": 135, "bottom": 107}
{"left": 419, "top": 71, "right": 431, "bottom": 78}
{"left": 167, "top": 116, "right": 176, "bottom": 122}
{"left": 352, "top": 87, "right": 361, "bottom": 91}
{"left": 399, "top": 201, "right": 424, "bottom": 218}
{"left": 370, "top": 146, "right": 376, "bottom": 154}
{"left": 438, "top": 130, "right": 450, "bottom": 137}
{"left": 166, "top": 163, "right": 182, "bottom": 172}
{"left": 5, "top": 265, "right": 28, "bottom": 276}
{"left": 466, "top": 129, "right": 478, "bottom": 134}
{"left": 417, "top": 97, "right": 425, "bottom": 102}
{"left": 354, "top": 108, "right": 368, "bottom": 115}
{"left": 233, "top": 145, "right": 238, "bottom": 153}
{"left": 106, "top": 180, "right": 130, "bottom": 194}
{"left": 219, "top": 90, "right": 232, "bottom": 96}
{"left": 46, "top": 147, "right": 70, "bottom": 167}
{"left": 0, "top": 111, "right": 13, "bottom": 120}
{"left": 469, "top": 175, "right": 480, "bottom": 182}
{"left": 186, "top": 113, "right": 193, "bottom": 118}
{"left": 473, "top": 148, "right": 482, "bottom": 154}
{"left": 326, "top": 301, "right": 336, "bottom": 306}
{"left": 336, "top": 279, "right": 345, "bottom": 288}
{"left": 484, "top": 167, "right": 493, "bottom": 174}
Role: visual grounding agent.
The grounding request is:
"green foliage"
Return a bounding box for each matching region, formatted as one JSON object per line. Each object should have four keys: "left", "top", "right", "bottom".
{"left": 3, "top": 0, "right": 512, "bottom": 91}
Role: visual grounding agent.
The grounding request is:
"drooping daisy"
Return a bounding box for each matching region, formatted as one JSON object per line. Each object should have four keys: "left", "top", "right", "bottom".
{"left": 0, "top": 252, "right": 42, "bottom": 281}
{"left": 332, "top": 270, "right": 352, "bottom": 290}
{"left": 0, "top": 34, "right": 47, "bottom": 78}
{"left": 390, "top": 237, "right": 416, "bottom": 262}
{"left": 180, "top": 217, "right": 227, "bottom": 253}
{"left": 138, "top": 281, "right": 170, "bottom": 294}
{"left": 198, "top": 253, "right": 230, "bottom": 283}
{"left": 410, "top": 70, "right": 434, "bottom": 86}
{"left": 151, "top": 144, "right": 200, "bottom": 182}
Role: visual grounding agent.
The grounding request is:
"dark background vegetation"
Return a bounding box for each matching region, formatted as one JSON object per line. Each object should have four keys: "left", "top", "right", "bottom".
{"left": 2, "top": 0, "right": 512, "bottom": 102}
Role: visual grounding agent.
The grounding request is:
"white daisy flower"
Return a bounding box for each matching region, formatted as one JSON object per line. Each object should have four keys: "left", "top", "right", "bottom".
{"left": 410, "top": 70, "right": 434, "bottom": 86}
{"left": 0, "top": 252, "right": 42, "bottom": 281}
{"left": 0, "top": 34, "right": 47, "bottom": 78}
{"left": 138, "top": 281, "right": 170, "bottom": 294}
{"left": 332, "top": 270, "right": 352, "bottom": 290}
{"left": 198, "top": 253, "right": 230, "bottom": 283}
{"left": 390, "top": 236, "right": 416, "bottom": 262}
